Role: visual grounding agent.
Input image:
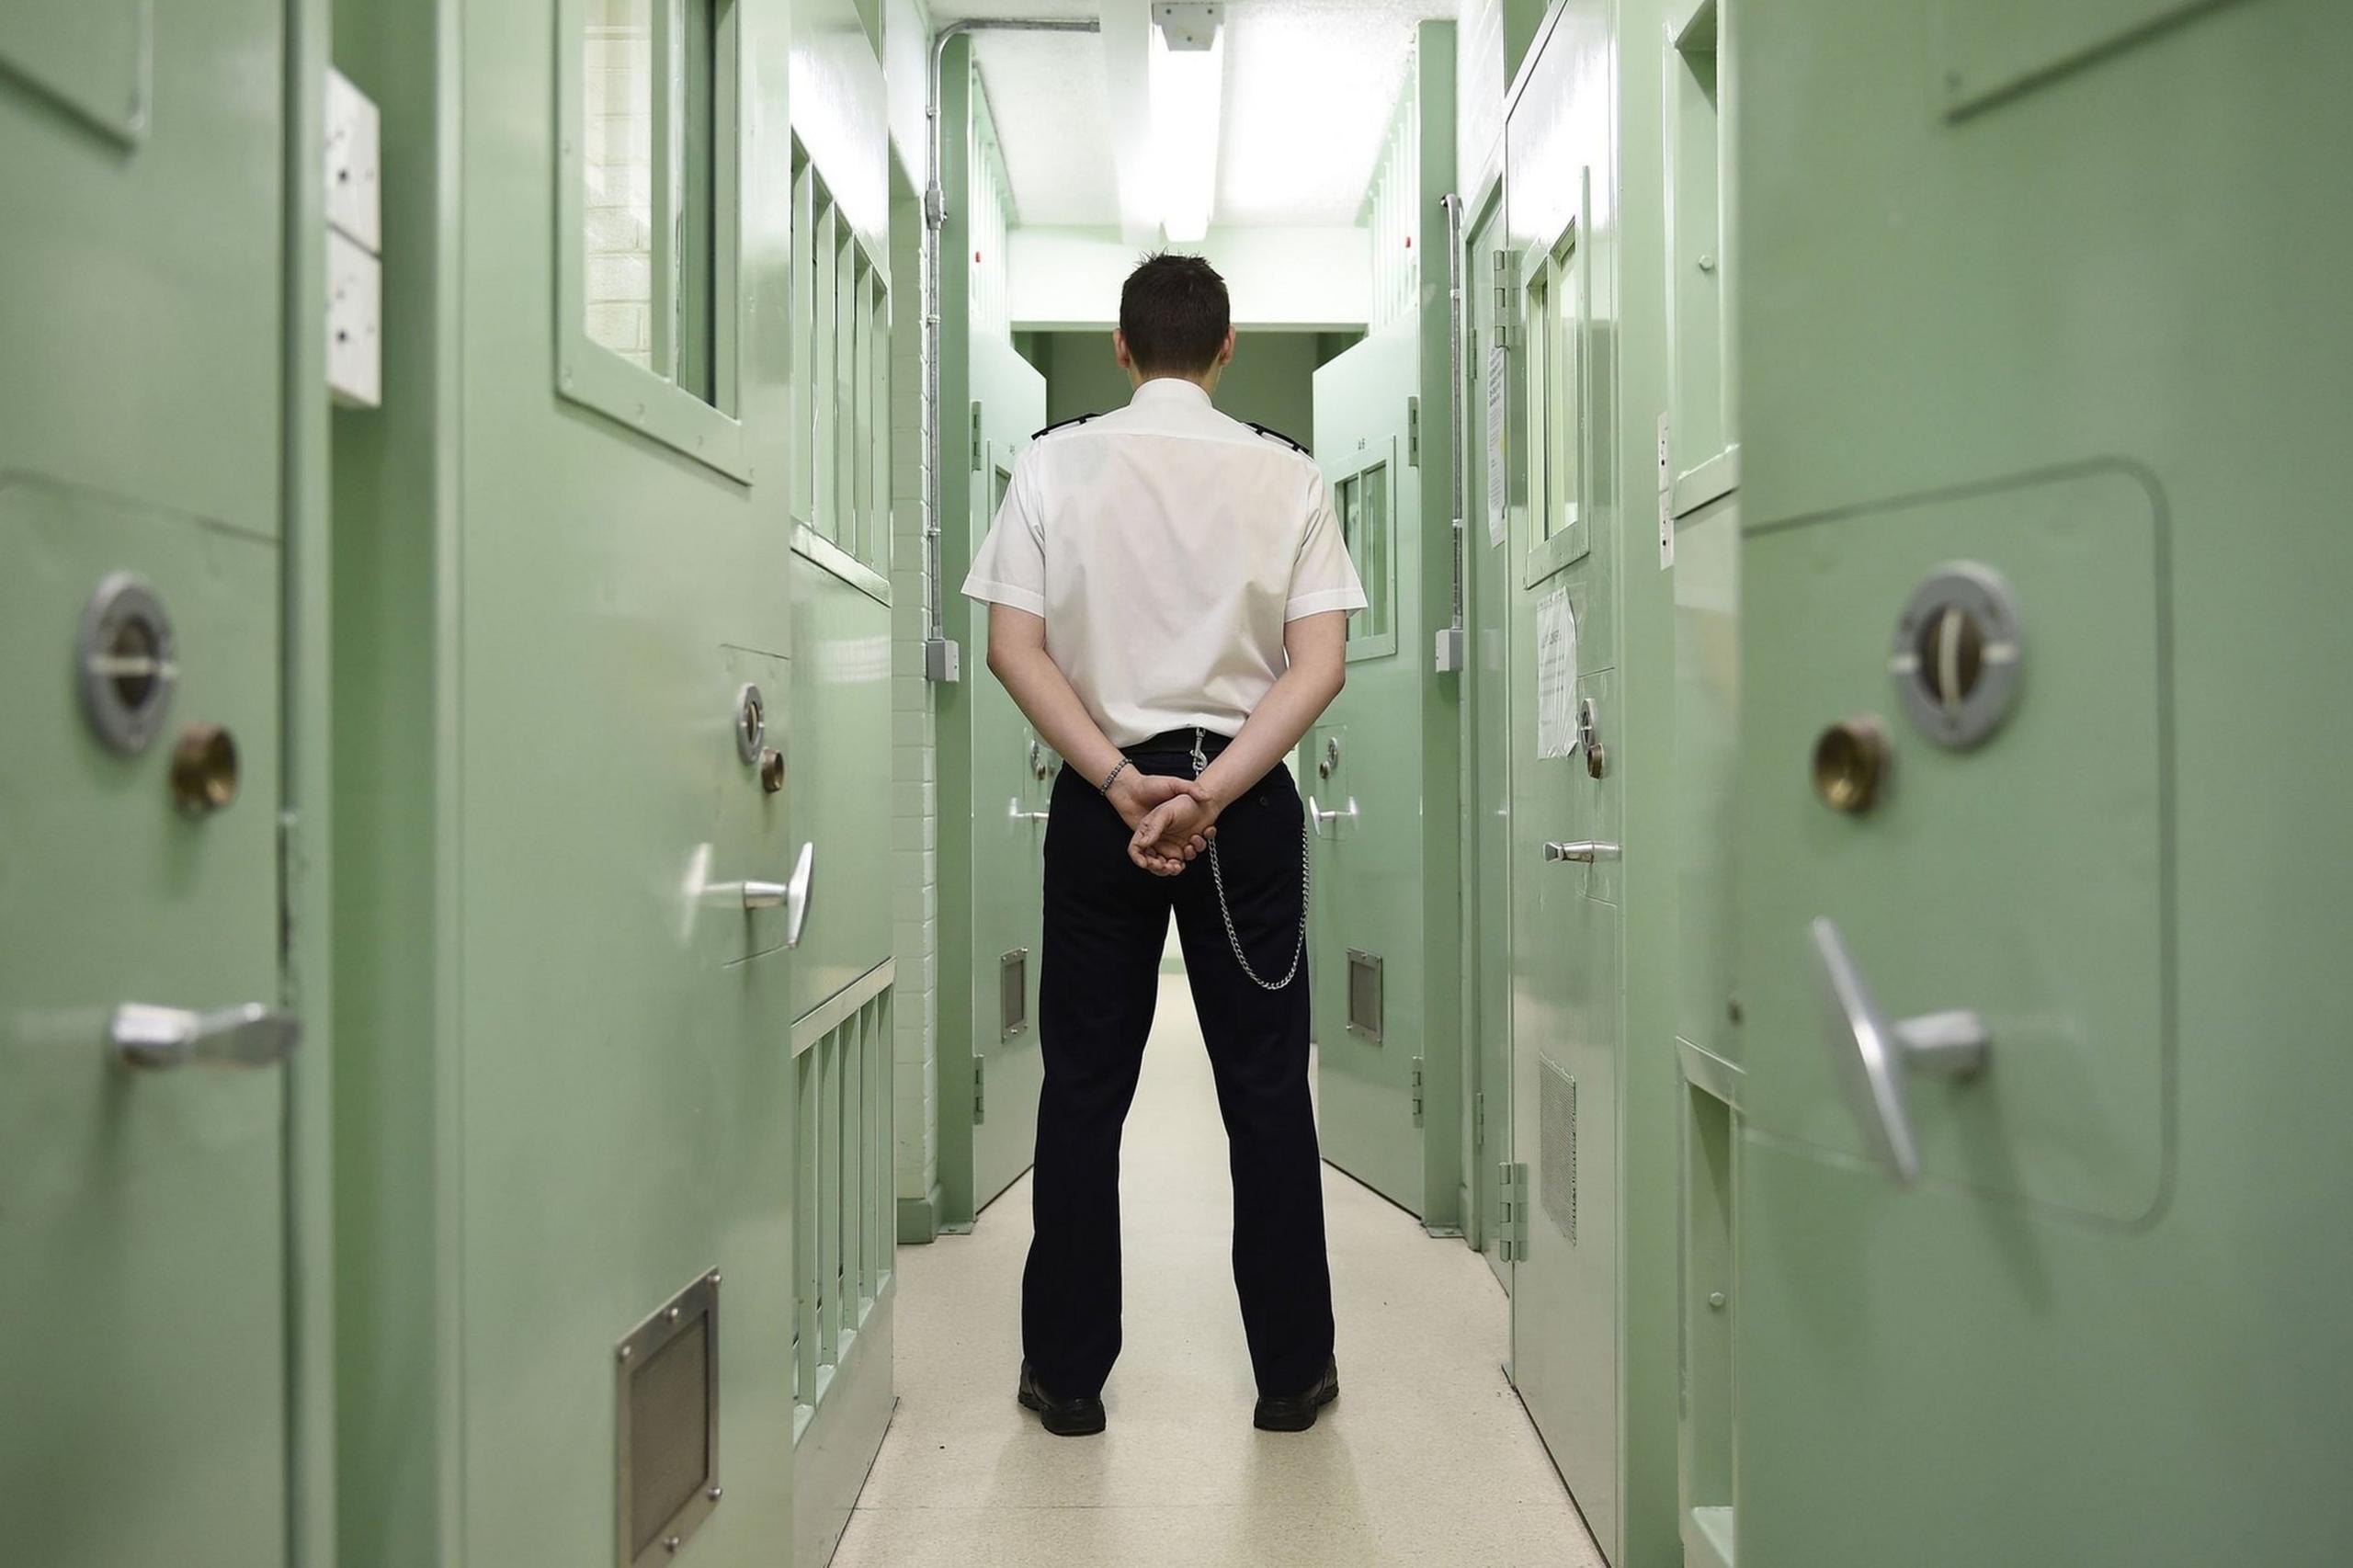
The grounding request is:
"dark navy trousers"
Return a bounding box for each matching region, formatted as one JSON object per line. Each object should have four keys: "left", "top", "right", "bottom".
{"left": 1022, "top": 737, "right": 1336, "bottom": 1401}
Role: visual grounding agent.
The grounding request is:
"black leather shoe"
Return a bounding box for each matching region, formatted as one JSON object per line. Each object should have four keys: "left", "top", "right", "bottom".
{"left": 1017, "top": 1362, "right": 1107, "bottom": 1437}
{"left": 1253, "top": 1358, "right": 1340, "bottom": 1432}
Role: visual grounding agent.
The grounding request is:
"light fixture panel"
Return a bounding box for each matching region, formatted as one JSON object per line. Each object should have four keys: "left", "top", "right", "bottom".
{"left": 1153, "top": 2, "right": 1222, "bottom": 51}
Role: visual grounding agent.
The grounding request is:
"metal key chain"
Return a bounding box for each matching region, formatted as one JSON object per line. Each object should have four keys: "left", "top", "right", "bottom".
{"left": 1192, "top": 727, "right": 1309, "bottom": 990}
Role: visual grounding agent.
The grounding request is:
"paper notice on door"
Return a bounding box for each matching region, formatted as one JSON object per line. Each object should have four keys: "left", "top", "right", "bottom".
{"left": 1535, "top": 586, "right": 1579, "bottom": 759}
{"left": 1485, "top": 342, "right": 1510, "bottom": 547}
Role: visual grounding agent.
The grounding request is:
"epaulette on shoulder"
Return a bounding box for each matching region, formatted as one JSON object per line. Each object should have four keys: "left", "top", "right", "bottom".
{"left": 1031, "top": 412, "right": 1098, "bottom": 440}
{"left": 1246, "top": 420, "right": 1311, "bottom": 456}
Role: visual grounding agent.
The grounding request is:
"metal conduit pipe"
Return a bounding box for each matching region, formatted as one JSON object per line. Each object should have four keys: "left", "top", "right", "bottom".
{"left": 924, "top": 17, "right": 1103, "bottom": 681}
{"left": 1436, "top": 191, "right": 1469, "bottom": 674}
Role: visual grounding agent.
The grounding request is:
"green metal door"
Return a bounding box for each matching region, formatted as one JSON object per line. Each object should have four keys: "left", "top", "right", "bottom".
{"left": 1310, "top": 327, "right": 1427, "bottom": 1216}
{"left": 1462, "top": 189, "right": 1514, "bottom": 1289}
{"left": 1731, "top": 2, "right": 2353, "bottom": 1563}
{"left": 1504, "top": 190, "right": 1625, "bottom": 1554}
{"left": 0, "top": 3, "right": 296, "bottom": 1560}
{"left": 967, "top": 419, "right": 1047, "bottom": 1213}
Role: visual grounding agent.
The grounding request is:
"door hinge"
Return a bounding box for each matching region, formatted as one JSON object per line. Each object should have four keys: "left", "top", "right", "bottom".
{"left": 1497, "top": 1161, "right": 1529, "bottom": 1261}
{"left": 970, "top": 402, "right": 983, "bottom": 470}
{"left": 972, "top": 1057, "right": 986, "bottom": 1124}
{"left": 1474, "top": 1090, "right": 1485, "bottom": 1151}
{"left": 1410, "top": 1055, "right": 1425, "bottom": 1125}
{"left": 1406, "top": 396, "right": 1421, "bottom": 468}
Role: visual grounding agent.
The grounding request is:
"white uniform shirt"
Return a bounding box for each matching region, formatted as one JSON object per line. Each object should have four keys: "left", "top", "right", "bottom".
{"left": 961, "top": 377, "right": 1367, "bottom": 749}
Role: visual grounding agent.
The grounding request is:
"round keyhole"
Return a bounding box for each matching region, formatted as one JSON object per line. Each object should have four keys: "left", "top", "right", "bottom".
{"left": 169, "top": 723, "right": 240, "bottom": 817}
{"left": 759, "top": 746, "right": 785, "bottom": 794}
{"left": 109, "top": 617, "right": 160, "bottom": 709}
{"left": 1915, "top": 602, "right": 1985, "bottom": 714}
{"left": 1891, "top": 563, "right": 2025, "bottom": 750}
{"left": 77, "top": 574, "right": 178, "bottom": 756}
{"left": 733, "top": 683, "right": 766, "bottom": 764}
{"left": 1812, "top": 716, "right": 1889, "bottom": 814}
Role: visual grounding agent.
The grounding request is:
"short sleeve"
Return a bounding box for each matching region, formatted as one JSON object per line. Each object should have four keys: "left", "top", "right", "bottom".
{"left": 1285, "top": 467, "right": 1369, "bottom": 621}
{"left": 961, "top": 450, "right": 1048, "bottom": 617}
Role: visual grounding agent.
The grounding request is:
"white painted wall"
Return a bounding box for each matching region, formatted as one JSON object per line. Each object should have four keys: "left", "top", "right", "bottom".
{"left": 886, "top": 0, "right": 938, "bottom": 1234}
{"left": 1007, "top": 224, "right": 1372, "bottom": 329}
{"left": 1457, "top": 0, "right": 1506, "bottom": 202}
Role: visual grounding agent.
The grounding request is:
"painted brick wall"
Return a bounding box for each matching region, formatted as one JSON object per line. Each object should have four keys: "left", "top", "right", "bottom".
{"left": 582, "top": 5, "right": 654, "bottom": 367}
{"left": 887, "top": 173, "right": 939, "bottom": 1224}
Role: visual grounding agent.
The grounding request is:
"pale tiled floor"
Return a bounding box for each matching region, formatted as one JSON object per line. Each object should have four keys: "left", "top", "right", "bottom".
{"left": 832, "top": 969, "right": 1606, "bottom": 1568}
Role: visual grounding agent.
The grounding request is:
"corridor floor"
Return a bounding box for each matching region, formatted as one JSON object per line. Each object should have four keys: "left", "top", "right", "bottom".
{"left": 831, "top": 967, "right": 1606, "bottom": 1568}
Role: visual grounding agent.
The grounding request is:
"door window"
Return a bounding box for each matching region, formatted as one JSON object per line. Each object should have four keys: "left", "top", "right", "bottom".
{"left": 1521, "top": 214, "right": 1588, "bottom": 584}
{"left": 788, "top": 140, "right": 892, "bottom": 587}
{"left": 1336, "top": 459, "right": 1395, "bottom": 659}
{"left": 560, "top": 0, "right": 747, "bottom": 477}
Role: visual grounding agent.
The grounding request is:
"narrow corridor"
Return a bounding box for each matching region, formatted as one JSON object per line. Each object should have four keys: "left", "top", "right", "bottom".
{"left": 834, "top": 964, "right": 1604, "bottom": 1567}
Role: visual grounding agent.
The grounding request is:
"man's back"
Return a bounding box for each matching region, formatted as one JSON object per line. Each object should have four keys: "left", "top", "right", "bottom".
{"left": 965, "top": 377, "right": 1358, "bottom": 747}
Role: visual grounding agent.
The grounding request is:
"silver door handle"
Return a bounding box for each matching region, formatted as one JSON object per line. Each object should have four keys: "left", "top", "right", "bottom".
{"left": 1008, "top": 798, "right": 1050, "bottom": 822}
{"left": 1808, "top": 916, "right": 1990, "bottom": 1186}
{"left": 743, "top": 843, "right": 817, "bottom": 947}
{"left": 1307, "top": 796, "right": 1355, "bottom": 835}
{"left": 110, "top": 1002, "right": 301, "bottom": 1071}
{"left": 1542, "top": 841, "right": 1620, "bottom": 862}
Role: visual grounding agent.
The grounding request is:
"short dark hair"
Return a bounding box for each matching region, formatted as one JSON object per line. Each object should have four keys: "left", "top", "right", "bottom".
{"left": 1119, "top": 252, "right": 1231, "bottom": 376}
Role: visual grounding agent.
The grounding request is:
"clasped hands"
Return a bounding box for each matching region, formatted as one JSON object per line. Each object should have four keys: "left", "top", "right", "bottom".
{"left": 1108, "top": 770, "right": 1223, "bottom": 877}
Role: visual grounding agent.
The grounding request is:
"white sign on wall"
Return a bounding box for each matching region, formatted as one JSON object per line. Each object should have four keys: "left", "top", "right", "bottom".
{"left": 1535, "top": 586, "right": 1579, "bottom": 759}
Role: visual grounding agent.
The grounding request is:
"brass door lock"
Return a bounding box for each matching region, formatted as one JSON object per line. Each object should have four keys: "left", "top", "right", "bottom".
{"left": 1812, "top": 716, "right": 1890, "bottom": 814}
{"left": 1580, "top": 699, "right": 1606, "bottom": 778}
{"left": 758, "top": 747, "right": 785, "bottom": 794}
{"left": 169, "top": 723, "right": 240, "bottom": 817}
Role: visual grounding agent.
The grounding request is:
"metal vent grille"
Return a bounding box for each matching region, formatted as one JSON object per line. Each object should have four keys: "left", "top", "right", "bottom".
{"left": 1540, "top": 1056, "right": 1577, "bottom": 1244}
{"left": 1000, "top": 949, "right": 1028, "bottom": 1038}
{"left": 615, "top": 1271, "right": 721, "bottom": 1567}
{"left": 1346, "top": 949, "right": 1384, "bottom": 1042}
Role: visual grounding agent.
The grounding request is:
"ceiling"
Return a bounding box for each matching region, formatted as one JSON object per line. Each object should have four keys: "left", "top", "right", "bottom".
{"left": 935, "top": 0, "right": 1456, "bottom": 231}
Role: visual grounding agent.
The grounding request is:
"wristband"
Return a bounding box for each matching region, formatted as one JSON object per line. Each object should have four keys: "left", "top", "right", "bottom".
{"left": 1098, "top": 758, "right": 1134, "bottom": 796}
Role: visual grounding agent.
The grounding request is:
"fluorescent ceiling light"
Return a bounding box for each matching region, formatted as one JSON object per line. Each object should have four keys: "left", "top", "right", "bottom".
{"left": 1150, "top": 20, "right": 1222, "bottom": 244}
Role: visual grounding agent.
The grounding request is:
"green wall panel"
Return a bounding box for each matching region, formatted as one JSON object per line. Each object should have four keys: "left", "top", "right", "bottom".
{"left": 1493, "top": 0, "right": 1696, "bottom": 1559}
{"left": 0, "top": 0, "right": 317, "bottom": 1558}
{"left": 934, "top": 40, "right": 1049, "bottom": 1229}
{"left": 1730, "top": 0, "right": 2353, "bottom": 1563}
{"left": 329, "top": 0, "right": 827, "bottom": 1562}
{"left": 1307, "top": 23, "right": 1461, "bottom": 1234}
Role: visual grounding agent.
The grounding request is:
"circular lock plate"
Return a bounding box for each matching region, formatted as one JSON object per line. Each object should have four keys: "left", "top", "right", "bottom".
{"left": 1890, "top": 562, "right": 2023, "bottom": 749}
{"left": 734, "top": 684, "right": 766, "bottom": 764}
{"left": 78, "top": 573, "right": 178, "bottom": 756}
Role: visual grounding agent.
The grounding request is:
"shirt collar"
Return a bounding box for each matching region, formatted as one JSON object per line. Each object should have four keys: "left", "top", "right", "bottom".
{"left": 1129, "top": 377, "right": 1213, "bottom": 411}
